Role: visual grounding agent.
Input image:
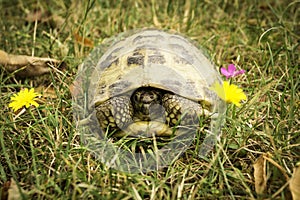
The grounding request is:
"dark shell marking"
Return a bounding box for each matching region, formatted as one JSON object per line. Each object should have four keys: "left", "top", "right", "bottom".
{"left": 127, "top": 52, "right": 145, "bottom": 66}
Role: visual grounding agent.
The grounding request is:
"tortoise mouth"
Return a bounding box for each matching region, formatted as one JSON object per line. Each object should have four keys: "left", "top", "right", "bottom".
{"left": 131, "top": 87, "right": 167, "bottom": 122}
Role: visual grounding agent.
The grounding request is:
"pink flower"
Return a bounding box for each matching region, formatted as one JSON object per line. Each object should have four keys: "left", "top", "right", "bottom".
{"left": 220, "top": 64, "right": 245, "bottom": 79}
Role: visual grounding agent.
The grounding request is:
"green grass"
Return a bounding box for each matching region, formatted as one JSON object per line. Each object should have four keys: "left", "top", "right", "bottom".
{"left": 1, "top": 0, "right": 299, "bottom": 199}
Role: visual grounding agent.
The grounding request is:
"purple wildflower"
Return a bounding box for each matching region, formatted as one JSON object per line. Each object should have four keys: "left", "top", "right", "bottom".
{"left": 221, "top": 64, "right": 245, "bottom": 79}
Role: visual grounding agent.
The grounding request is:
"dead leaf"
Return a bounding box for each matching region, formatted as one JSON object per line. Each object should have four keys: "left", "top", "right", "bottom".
{"left": 25, "top": 9, "right": 65, "bottom": 28}
{"left": 26, "top": 9, "right": 44, "bottom": 22}
{"left": 36, "top": 86, "right": 57, "bottom": 99}
{"left": 0, "top": 50, "right": 63, "bottom": 77}
{"left": 69, "top": 77, "right": 84, "bottom": 97}
{"left": 290, "top": 164, "right": 300, "bottom": 200}
{"left": 73, "top": 32, "right": 94, "bottom": 48}
{"left": 253, "top": 154, "right": 267, "bottom": 195}
{"left": 7, "top": 179, "right": 22, "bottom": 200}
{"left": 1, "top": 180, "right": 10, "bottom": 200}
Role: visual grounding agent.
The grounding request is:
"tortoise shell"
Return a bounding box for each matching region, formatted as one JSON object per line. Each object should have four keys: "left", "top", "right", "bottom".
{"left": 73, "top": 29, "right": 227, "bottom": 170}
{"left": 90, "top": 29, "right": 222, "bottom": 111}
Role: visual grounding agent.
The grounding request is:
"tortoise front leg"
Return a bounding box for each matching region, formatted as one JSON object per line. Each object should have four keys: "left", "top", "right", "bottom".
{"left": 95, "top": 96, "right": 133, "bottom": 135}
{"left": 162, "top": 93, "right": 207, "bottom": 128}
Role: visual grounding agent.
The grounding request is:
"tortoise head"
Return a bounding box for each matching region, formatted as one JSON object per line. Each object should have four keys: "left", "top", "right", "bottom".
{"left": 131, "top": 87, "right": 163, "bottom": 121}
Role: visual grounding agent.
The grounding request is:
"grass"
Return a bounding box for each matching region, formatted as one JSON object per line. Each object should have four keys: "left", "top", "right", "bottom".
{"left": 1, "top": 0, "right": 299, "bottom": 199}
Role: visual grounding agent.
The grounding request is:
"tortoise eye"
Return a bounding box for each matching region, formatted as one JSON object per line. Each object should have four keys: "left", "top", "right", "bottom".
{"left": 132, "top": 92, "right": 140, "bottom": 102}
{"left": 149, "top": 93, "right": 154, "bottom": 99}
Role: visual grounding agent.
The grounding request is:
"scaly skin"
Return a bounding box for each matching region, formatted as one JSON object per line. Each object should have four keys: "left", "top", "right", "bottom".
{"left": 95, "top": 87, "right": 206, "bottom": 137}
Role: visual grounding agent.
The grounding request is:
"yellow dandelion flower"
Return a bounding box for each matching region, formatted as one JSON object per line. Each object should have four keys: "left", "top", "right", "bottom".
{"left": 9, "top": 88, "right": 41, "bottom": 112}
{"left": 211, "top": 81, "right": 247, "bottom": 107}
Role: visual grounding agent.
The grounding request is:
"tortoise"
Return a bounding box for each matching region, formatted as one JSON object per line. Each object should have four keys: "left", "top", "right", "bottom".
{"left": 87, "top": 29, "right": 224, "bottom": 138}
